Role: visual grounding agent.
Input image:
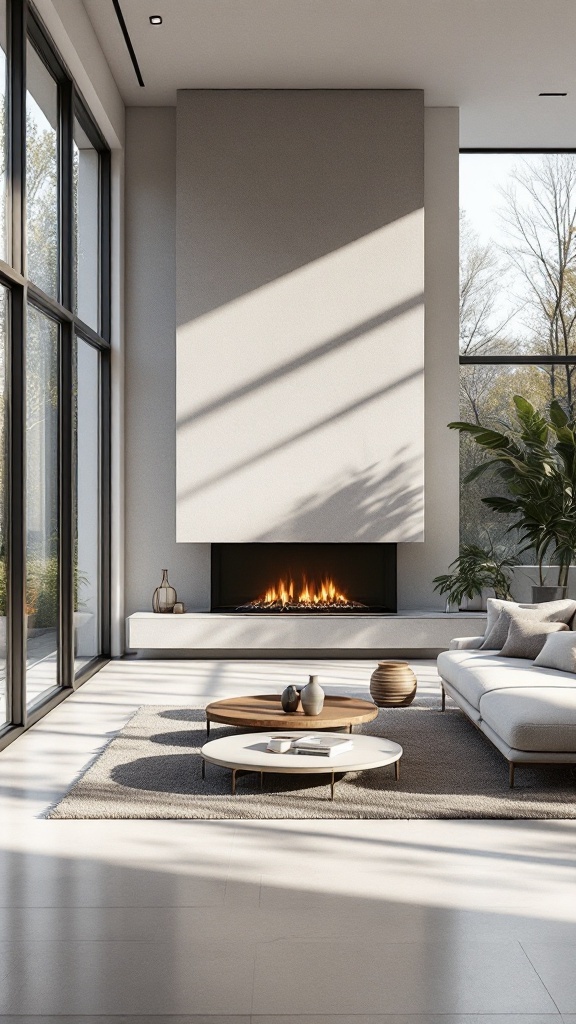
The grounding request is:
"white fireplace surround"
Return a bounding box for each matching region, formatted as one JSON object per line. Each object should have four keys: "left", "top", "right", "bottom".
{"left": 124, "top": 104, "right": 460, "bottom": 628}
{"left": 176, "top": 90, "right": 425, "bottom": 544}
{"left": 126, "top": 611, "right": 486, "bottom": 652}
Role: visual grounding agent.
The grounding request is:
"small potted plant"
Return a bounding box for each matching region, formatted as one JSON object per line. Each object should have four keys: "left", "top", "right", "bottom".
{"left": 433, "top": 542, "right": 517, "bottom": 611}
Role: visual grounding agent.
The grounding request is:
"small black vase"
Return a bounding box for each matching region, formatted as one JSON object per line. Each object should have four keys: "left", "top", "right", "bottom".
{"left": 281, "top": 685, "right": 300, "bottom": 713}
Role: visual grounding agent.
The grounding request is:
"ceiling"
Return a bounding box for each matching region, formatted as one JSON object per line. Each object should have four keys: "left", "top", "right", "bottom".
{"left": 82, "top": 0, "right": 576, "bottom": 148}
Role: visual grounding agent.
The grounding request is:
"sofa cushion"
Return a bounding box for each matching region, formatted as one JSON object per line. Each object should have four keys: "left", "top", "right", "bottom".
{"left": 481, "top": 605, "right": 573, "bottom": 651}
{"left": 484, "top": 597, "right": 576, "bottom": 635}
{"left": 499, "top": 618, "right": 568, "bottom": 659}
{"left": 437, "top": 649, "right": 536, "bottom": 710}
{"left": 479, "top": 686, "right": 576, "bottom": 752}
{"left": 534, "top": 632, "right": 576, "bottom": 673}
{"left": 481, "top": 607, "right": 538, "bottom": 650}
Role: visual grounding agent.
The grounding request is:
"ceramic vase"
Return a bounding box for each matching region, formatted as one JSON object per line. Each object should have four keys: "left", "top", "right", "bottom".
{"left": 281, "top": 684, "right": 300, "bottom": 713}
{"left": 370, "top": 661, "right": 417, "bottom": 707}
{"left": 300, "top": 675, "right": 325, "bottom": 716}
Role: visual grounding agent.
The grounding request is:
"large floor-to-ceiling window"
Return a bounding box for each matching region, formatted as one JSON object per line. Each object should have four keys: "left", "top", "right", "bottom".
{"left": 0, "top": 0, "right": 110, "bottom": 747}
{"left": 459, "top": 150, "right": 576, "bottom": 556}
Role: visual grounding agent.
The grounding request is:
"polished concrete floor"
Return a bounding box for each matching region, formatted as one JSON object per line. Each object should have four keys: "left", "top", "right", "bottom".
{"left": 0, "top": 657, "right": 575, "bottom": 1023}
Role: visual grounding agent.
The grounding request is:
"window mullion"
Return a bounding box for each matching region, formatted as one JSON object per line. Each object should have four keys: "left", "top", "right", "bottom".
{"left": 59, "top": 75, "right": 74, "bottom": 691}
{"left": 60, "top": 77, "right": 73, "bottom": 311}
{"left": 8, "top": 0, "right": 25, "bottom": 277}
{"left": 59, "top": 317, "right": 73, "bottom": 690}
{"left": 6, "top": 284, "right": 26, "bottom": 725}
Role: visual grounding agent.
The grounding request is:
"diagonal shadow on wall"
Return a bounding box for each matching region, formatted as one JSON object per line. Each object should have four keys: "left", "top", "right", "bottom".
{"left": 177, "top": 293, "right": 423, "bottom": 431}
{"left": 254, "top": 451, "right": 424, "bottom": 543}
{"left": 177, "top": 366, "right": 423, "bottom": 505}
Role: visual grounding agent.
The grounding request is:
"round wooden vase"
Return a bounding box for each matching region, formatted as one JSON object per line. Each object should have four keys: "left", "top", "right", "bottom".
{"left": 370, "top": 661, "right": 417, "bottom": 708}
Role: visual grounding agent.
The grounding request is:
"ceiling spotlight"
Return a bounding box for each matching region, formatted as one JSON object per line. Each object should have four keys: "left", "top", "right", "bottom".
{"left": 539, "top": 92, "right": 567, "bottom": 97}
{"left": 149, "top": 15, "right": 162, "bottom": 25}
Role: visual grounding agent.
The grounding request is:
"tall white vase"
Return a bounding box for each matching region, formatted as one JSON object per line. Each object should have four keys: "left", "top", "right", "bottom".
{"left": 300, "top": 675, "right": 325, "bottom": 716}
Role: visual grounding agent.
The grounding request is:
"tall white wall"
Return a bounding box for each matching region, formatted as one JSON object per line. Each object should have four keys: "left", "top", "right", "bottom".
{"left": 176, "top": 90, "right": 425, "bottom": 543}
{"left": 124, "top": 104, "right": 460, "bottom": 620}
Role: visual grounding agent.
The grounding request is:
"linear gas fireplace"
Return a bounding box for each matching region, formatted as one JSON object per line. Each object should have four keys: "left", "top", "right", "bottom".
{"left": 211, "top": 543, "right": 397, "bottom": 614}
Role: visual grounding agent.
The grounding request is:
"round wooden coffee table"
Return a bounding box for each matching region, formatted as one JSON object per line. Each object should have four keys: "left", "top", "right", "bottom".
{"left": 205, "top": 694, "right": 378, "bottom": 737}
{"left": 201, "top": 731, "right": 402, "bottom": 800}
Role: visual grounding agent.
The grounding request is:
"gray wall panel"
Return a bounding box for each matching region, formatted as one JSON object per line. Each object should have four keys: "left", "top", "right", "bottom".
{"left": 125, "top": 108, "right": 210, "bottom": 615}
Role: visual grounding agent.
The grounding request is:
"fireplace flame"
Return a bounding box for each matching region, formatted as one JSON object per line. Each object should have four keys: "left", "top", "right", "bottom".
{"left": 239, "top": 575, "right": 367, "bottom": 611}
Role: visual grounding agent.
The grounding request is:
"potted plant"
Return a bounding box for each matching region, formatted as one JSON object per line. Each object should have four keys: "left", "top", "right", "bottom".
{"left": 449, "top": 396, "right": 576, "bottom": 600}
{"left": 433, "top": 542, "right": 517, "bottom": 611}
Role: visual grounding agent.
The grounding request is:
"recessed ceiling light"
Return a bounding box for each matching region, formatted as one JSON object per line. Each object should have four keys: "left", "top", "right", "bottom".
{"left": 149, "top": 15, "right": 162, "bottom": 25}
{"left": 539, "top": 92, "right": 567, "bottom": 97}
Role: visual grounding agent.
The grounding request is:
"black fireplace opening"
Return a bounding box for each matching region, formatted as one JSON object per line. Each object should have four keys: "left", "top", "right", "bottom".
{"left": 211, "top": 543, "right": 397, "bottom": 614}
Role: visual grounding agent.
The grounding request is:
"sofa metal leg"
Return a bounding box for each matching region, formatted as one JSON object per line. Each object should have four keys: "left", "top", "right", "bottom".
{"left": 441, "top": 686, "right": 445, "bottom": 712}
{"left": 509, "top": 762, "right": 515, "bottom": 789}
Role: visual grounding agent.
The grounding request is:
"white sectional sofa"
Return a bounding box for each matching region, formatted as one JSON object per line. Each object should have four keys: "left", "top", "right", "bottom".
{"left": 437, "top": 638, "right": 576, "bottom": 787}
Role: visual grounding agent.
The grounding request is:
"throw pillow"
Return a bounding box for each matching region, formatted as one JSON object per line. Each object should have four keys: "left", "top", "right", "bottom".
{"left": 534, "top": 631, "right": 576, "bottom": 673}
{"left": 480, "top": 606, "right": 548, "bottom": 651}
{"left": 484, "top": 597, "right": 576, "bottom": 635}
{"left": 499, "top": 618, "right": 569, "bottom": 660}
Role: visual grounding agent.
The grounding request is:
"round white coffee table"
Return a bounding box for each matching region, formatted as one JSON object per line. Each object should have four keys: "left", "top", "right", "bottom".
{"left": 201, "top": 731, "right": 403, "bottom": 800}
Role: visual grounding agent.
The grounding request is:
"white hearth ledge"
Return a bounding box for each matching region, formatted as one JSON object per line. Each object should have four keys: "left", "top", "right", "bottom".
{"left": 126, "top": 611, "right": 486, "bottom": 651}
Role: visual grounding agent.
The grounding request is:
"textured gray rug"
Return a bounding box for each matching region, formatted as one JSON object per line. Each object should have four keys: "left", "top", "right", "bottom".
{"left": 46, "top": 698, "right": 576, "bottom": 819}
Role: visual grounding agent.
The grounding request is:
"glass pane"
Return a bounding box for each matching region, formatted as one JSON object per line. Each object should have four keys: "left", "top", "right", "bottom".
{"left": 73, "top": 119, "right": 100, "bottom": 330}
{"left": 26, "top": 42, "right": 59, "bottom": 299}
{"left": 0, "top": 2, "right": 7, "bottom": 262}
{"left": 459, "top": 363, "right": 576, "bottom": 559}
{"left": 0, "top": 287, "right": 7, "bottom": 724}
{"left": 74, "top": 338, "right": 101, "bottom": 674}
{"left": 460, "top": 153, "right": 576, "bottom": 357}
{"left": 26, "top": 306, "right": 59, "bottom": 705}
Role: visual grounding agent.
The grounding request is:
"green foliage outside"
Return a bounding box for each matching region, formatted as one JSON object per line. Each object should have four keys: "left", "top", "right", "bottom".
{"left": 0, "top": 99, "right": 88, "bottom": 630}
{"left": 0, "top": 556, "right": 88, "bottom": 626}
{"left": 451, "top": 396, "right": 576, "bottom": 589}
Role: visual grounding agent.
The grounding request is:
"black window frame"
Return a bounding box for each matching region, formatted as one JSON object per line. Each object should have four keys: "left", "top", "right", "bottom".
{"left": 0, "top": 0, "right": 111, "bottom": 749}
{"left": 459, "top": 147, "right": 576, "bottom": 555}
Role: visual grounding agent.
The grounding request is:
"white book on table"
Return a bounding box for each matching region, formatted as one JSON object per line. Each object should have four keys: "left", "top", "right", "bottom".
{"left": 291, "top": 735, "right": 353, "bottom": 757}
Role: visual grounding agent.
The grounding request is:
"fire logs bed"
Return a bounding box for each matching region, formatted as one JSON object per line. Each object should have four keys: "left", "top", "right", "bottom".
{"left": 237, "top": 575, "right": 368, "bottom": 613}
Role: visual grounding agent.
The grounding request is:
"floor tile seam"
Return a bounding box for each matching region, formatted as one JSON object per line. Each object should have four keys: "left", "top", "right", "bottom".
{"left": 519, "top": 941, "right": 563, "bottom": 1016}
{"left": 0, "top": 903, "right": 227, "bottom": 909}
{"left": 246, "top": 1017, "right": 565, "bottom": 1021}
{"left": 0, "top": 936, "right": 241, "bottom": 945}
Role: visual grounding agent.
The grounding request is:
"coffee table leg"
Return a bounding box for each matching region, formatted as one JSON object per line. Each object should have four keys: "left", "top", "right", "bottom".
{"left": 395, "top": 759, "right": 400, "bottom": 782}
{"left": 330, "top": 770, "right": 335, "bottom": 800}
{"left": 201, "top": 758, "right": 205, "bottom": 780}
{"left": 206, "top": 716, "right": 211, "bottom": 737}
{"left": 231, "top": 768, "right": 237, "bottom": 795}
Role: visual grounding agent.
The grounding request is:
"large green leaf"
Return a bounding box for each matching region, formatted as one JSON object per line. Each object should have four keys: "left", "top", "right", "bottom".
{"left": 549, "top": 400, "right": 569, "bottom": 430}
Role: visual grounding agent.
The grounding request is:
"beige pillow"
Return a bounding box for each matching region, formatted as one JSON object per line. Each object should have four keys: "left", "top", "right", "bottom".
{"left": 481, "top": 606, "right": 550, "bottom": 651}
{"left": 534, "top": 632, "right": 576, "bottom": 673}
{"left": 500, "top": 618, "right": 568, "bottom": 660}
{"left": 484, "top": 597, "right": 576, "bottom": 635}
